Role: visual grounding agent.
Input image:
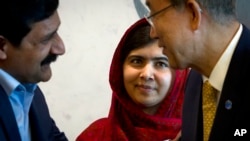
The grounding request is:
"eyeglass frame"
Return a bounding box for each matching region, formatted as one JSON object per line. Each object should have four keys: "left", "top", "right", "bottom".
{"left": 145, "top": 4, "right": 174, "bottom": 26}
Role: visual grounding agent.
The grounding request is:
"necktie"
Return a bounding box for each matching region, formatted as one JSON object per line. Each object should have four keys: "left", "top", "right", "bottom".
{"left": 202, "top": 80, "right": 217, "bottom": 141}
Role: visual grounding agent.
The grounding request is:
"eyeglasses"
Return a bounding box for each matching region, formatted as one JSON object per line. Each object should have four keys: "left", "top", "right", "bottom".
{"left": 145, "top": 4, "right": 173, "bottom": 27}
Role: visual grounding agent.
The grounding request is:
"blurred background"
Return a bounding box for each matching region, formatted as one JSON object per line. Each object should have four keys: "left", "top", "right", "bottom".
{"left": 38, "top": 0, "right": 250, "bottom": 140}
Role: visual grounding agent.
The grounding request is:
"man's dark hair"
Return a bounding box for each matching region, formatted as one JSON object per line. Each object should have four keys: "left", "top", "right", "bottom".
{"left": 0, "top": 0, "right": 59, "bottom": 46}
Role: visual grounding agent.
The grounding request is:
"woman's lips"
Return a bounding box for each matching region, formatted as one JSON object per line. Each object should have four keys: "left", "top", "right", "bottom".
{"left": 136, "top": 84, "right": 156, "bottom": 93}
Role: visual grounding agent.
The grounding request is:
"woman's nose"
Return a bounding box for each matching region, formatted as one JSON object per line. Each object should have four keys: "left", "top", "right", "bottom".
{"left": 139, "top": 64, "right": 154, "bottom": 80}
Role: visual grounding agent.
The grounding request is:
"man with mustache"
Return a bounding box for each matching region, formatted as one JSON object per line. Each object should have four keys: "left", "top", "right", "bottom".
{"left": 0, "top": 0, "right": 68, "bottom": 140}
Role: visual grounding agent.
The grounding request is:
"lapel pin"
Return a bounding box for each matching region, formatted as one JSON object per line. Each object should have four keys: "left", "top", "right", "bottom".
{"left": 225, "top": 100, "right": 232, "bottom": 110}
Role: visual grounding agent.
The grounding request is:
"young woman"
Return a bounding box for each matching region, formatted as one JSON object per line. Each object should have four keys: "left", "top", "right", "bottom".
{"left": 76, "top": 18, "right": 189, "bottom": 141}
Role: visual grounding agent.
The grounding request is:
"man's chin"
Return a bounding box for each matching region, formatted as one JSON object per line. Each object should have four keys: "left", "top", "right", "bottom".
{"left": 40, "top": 64, "right": 52, "bottom": 81}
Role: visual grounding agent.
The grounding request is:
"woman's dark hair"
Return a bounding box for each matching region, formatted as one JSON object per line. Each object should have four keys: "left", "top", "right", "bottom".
{"left": 109, "top": 19, "right": 158, "bottom": 92}
{"left": 121, "top": 24, "right": 157, "bottom": 64}
{"left": 0, "top": 0, "right": 59, "bottom": 46}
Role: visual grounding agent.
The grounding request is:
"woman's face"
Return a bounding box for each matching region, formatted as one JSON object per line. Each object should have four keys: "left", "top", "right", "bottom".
{"left": 123, "top": 41, "right": 172, "bottom": 114}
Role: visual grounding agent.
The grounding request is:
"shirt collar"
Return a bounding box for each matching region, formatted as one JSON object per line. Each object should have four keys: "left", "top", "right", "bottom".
{"left": 204, "top": 24, "right": 243, "bottom": 92}
{"left": 0, "top": 69, "right": 20, "bottom": 95}
{"left": 0, "top": 69, "right": 37, "bottom": 95}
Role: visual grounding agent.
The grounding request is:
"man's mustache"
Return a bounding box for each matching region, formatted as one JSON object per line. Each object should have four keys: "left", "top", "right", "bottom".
{"left": 41, "top": 54, "right": 57, "bottom": 65}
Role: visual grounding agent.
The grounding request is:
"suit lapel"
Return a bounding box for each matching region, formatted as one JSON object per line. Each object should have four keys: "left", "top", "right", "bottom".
{"left": 29, "top": 88, "right": 48, "bottom": 141}
{"left": 182, "top": 69, "right": 203, "bottom": 141}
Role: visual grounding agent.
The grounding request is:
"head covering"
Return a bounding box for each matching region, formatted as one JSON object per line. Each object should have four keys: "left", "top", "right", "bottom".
{"left": 76, "top": 18, "right": 189, "bottom": 141}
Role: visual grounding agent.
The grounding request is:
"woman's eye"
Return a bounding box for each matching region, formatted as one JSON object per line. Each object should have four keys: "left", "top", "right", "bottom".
{"left": 131, "top": 59, "right": 142, "bottom": 64}
{"left": 128, "top": 58, "right": 145, "bottom": 67}
{"left": 156, "top": 61, "right": 168, "bottom": 68}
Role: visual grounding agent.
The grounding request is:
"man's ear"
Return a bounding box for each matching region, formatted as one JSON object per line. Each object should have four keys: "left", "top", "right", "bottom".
{"left": 187, "top": 0, "right": 202, "bottom": 30}
{"left": 0, "top": 36, "right": 7, "bottom": 59}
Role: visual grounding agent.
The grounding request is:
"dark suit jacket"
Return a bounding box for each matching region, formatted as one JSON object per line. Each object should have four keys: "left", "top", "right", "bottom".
{"left": 182, "top": 25, "right": 250, "bottom": 141}
{"left": 0, "top": 85, "right": 68, "bottom": 141}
